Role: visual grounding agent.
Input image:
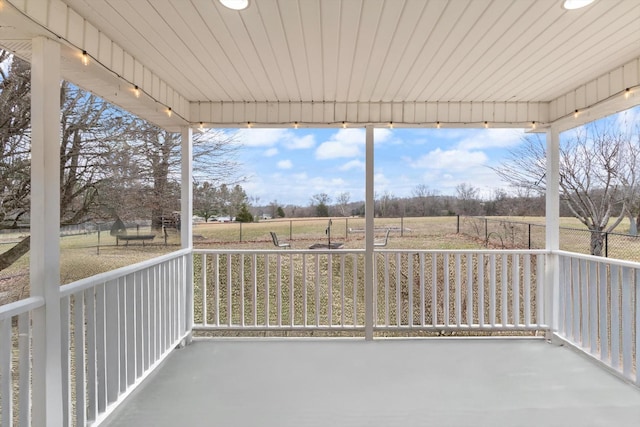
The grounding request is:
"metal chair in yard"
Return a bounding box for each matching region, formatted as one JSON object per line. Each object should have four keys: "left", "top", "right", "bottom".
{"left": 270, "top": 231, "right": 291, "bottom": 248}
{"left": 374, "top": 229, "right": 391, "bottom": 247}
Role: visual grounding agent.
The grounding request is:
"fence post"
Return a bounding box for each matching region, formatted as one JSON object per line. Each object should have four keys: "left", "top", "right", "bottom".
{"left": 605, "top": 232, "right": 609, "bottom": 258}
{"left": 528, "top": 224, "right": 532, "bottom": 249}
{"left": 345, "top": 218, "right": 349, "bottom": 240}
{"left": 401, "top": 216, "right": 404, "bottom": 237}
{"left": 485, "top": 218, "right": 488, "bottom": 241}
{"left": 457, "top": 215, "right": 460, "bottom": 233}
{"left": 290, "top": 220, "right": 293, "bottom": 240}
{"left": 239, "top": 222, "right": 243, "bottom": 242}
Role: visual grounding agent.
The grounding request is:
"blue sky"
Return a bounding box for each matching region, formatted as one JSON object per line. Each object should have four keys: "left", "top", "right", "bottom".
{"left": 227, "top": 106, "right": 640, "bottom": 207}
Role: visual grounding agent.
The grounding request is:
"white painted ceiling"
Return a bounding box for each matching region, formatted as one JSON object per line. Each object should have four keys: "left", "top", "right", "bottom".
{"left": 0, "top": 0, "right": 639, "bottom": 129}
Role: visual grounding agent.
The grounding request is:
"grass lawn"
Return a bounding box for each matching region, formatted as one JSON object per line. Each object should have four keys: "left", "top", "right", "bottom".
{"left": 1, "top": 215, "right": 638, "bottom": 306}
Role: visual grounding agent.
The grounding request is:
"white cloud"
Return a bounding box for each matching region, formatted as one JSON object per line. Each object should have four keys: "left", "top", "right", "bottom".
{"left": 236, "top": 128, "right": 292, "bottom": 147}
{"left": 410, "top": 148, "right": 488, "bottom": 171}
{"left": 315, "top": 128, "right": 365, "bottom": 159}
{"left": 339, "top": 159, "right": 365, "bottom": 171}
{"left": 284, "top": 134, "right": 315, "bottom": 149}
{"left": 277, "top": 159, "right": 293, "bottom": 169}
{"left": 264, "top": 148, "right": 278, "bottom": 157}
{"left": 456, "top": 128, "right": 525, "bottom": 150}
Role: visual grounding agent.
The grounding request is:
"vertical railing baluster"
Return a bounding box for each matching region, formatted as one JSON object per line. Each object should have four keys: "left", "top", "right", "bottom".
{"left": 466, "top": 253, "right": 473, "bottom": 327}
{"left": 61, "top": 295, "right": 70, "bottom": 426}
{"left": 621, "top": 267, "right": 633, "bottom": 378}
{"left": 580, "top": 260, "right": 589, "bottom": 348}
{"left": 341, "top": 254, "right": 346, "bottom": 327}
{"left": 501, "top": 255, "right": 508, "bottom": 327}
{"left": 396, "top": 252, "right": 402, "bottom": 326}
{"left": 240, "top": 254, "right": 246, "bottom": 327}
{"left": 201, "top": 254, "right": 207, "bottom": 326}
{"left": 227, "top": 254, "right": 232, "bottom": 327}
{"left": 490, "top": 254, "right": 496, "bottom": 327}
{"left": 96, "top": 283, "right": 107, "bottom": 413}
{"left": 536, "top": 254, "right": 544, "bottom": 327}
{"left": 276, "top": 253, "right": 282, "bottom": 327}
{"left": 328, "top": 253, "right": 333, "bottom": 327}
{"left": 303, "top": 254, "right": 308, "bottom": 327}
{"left": 571, "top": 258, "right": 580, "bottom": 343}
{"left": 524, "top": 254, "right": 531, "bottom": 328}
{"left": 420, "top": 252, "right": 425, "bottom": 327}
{"left": 214, "top": 254, "right": 219, "bottom": 326}
{"left": 444, "top": 254, "right": 450, "bottom": 327}
{"left": 431, "top": 254, "right": 437, "bottom": 327}
{"left": 74, "top": 291, "right": 86, "bottom": 426}
{"left": 18, "top": 312, "right": 31, "bottom": 427}
{"left": 589, "top": 260, "right": 598, "bottom": 355}
{"left": 315, "top": 254, "right": 320, "bottom": 327}
{"left": 408, "top": 252, "right": 414, "bottom": 327}
{"left": 478, "top": 254, "right": 485, "bottom": 328}
{"left": 290, "top": 255, "right": 295, "bottom": 326}
{"left": 264, "top": 254, "right": 270, "bottom": 327}
{"left": 253, "top": 254, "right": 258, "bottom": 327}
{"left": 455, "top": 254, "right": 461, "bottom": 327}
{"left": 513, "top": 255, "right": 520, "bottom": 327}
{"left": 0, "top": 317, "right": 12, "bottom": 427}
{"left": 352, "top": 254, "right": 358, "bottom": 327}
{"left": 611, "top": 265, "right": 620, "bottom": 369}
{"left": 384, "top": 253, "right": 390, "bottom": 327}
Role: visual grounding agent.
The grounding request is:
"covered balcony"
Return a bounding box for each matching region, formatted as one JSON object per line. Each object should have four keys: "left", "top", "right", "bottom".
{"left": 1, "top": 0, "right": 640, "bottom": 426}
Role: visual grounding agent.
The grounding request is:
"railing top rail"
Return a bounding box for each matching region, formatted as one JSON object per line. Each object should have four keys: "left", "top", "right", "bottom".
{"left": 0, "top": 296, "right": 44, "bottom": 320}
{"left": 192, "top": 248, "right": 364, "bottom": 255}
{"left": 60, "top": 248, "right": 191, "bottom": 297}
{"left": 554, "top": 250, "right": 640, "bottom": 269}
{"left": 193, "top": 248, "right": 548, "bottom": 255}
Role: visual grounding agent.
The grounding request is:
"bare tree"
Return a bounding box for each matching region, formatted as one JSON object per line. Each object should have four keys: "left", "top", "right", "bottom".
{"left": 455, "top": 183, "right": 480, "bottom": 215}
{"left": 493, "top": 124, "right": 636, "bottom": 256}
{"left": 336, "top": 192, "right": 351, "bottom": 216}
{"left": 412, "top": 184, "right": 436, "bottom": 216}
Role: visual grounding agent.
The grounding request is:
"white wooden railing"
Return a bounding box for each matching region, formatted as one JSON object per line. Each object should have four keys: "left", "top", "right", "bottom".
{"left": 0, "top": 296, "right": 44, "bottom": 427}
{"left": 4, "top": 248, "right": 640, "bottom": 426}
{"left": 192, "top": 249, "right": 549, "bottom": 333}
{"left": 555, "top": 251, "right": 640, "bottom": 386}
{"left": 0, "top": 249, "right": 191, "bottom": 427}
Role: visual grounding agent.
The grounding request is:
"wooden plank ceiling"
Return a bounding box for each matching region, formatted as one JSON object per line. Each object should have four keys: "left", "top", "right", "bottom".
{"left": 1, "top": 0, "right": 639, "bottom": 128}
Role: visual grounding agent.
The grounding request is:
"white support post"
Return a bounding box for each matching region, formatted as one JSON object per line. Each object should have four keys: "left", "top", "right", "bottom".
{"left": 364, "top": 126, "right": 374, "bottom": 341}
{"left": 545, "top": 125, "right": 561, "bottom": 341}
{"left": 30, "top": 37, "right": 63, "bottom": 426}
{"left": 181, "top": 127, "right": 194, "bottom": 344}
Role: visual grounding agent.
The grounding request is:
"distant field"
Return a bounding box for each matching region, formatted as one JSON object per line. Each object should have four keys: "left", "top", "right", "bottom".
{"left": 1, "top": 215, "right": 638, "bottom": 306}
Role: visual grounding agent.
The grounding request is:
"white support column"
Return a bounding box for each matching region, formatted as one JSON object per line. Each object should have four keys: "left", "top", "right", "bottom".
{"left": 364, "top": 126, "right": 374, "bottom": 341}
{"left": 545, "top": 125, "right": 561, "bottom": 340}
{"left": 181, "top": 127, "right": 194, "bottom": 343}
{"left": 30, "top": 37, "right": 63, "bottom": 426}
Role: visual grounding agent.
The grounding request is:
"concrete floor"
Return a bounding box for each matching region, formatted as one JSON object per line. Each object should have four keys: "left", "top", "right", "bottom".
{"left": 101, "top": 338, "right": 640, "bottom": 427}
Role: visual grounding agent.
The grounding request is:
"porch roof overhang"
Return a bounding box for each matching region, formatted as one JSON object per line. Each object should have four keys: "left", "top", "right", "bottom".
{"left": 0, "top": 0, "right": 639, "bottom": 132}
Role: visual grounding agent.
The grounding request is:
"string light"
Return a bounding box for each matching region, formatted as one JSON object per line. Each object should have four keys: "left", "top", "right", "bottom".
{"left": 247, "top": 122, "right": 252, "bottom": 128}
{"left": 436, "top": 121, "right": 441, "bottom": 129}
{"left": 531, "top": 121, "right": 536, "bottom": 129}
{"left": 484, "top": 121, "right": 488, "bottom": 128}
{"left": 199, "top": 122, "right": 204, "bottom": 131}
{"left": 574, "top": 109, "right": 579, "bottom": 118}
{"left": 133, "top": 85, "right": 140, "bottom": 98}
{"left": 294, "top": 121, "right": 299, "bottom": 129}
{"left": 625, "top": 88, "right": 631, "bottom": 99}
{"left": 166, "top": 107, "right": 172, "bottom": 117}
{"left": 342, "top": 121, "right": 347, "bottom": 129}
{"left": 82, "top": 50, "right": 89, "bottom": 66}
{"left": 388, "top": 121, "right": 393, "bottom": 129}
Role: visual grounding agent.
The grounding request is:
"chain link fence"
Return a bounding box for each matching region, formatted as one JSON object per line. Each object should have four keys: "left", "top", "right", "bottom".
{"left": 459, "top": 216, "right": 640, "bottom": 262}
